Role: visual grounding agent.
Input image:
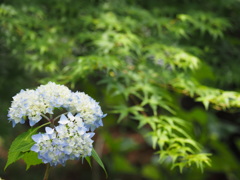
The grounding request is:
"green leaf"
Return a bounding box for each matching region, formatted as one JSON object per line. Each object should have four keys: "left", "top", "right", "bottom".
{"left": 112, "top": 105, "right": 143, "bottom": 122}
{"left": 22, "top": 151, "right": 43, "bottom": 170}
{"left": 85, "top": 156, "right": 92, "bottom": 168}
{"left": 92, "top": 148, "right": 108, "bottom": 178}
{"left": 5, "top": 122, "right": 50, "bottom": 170}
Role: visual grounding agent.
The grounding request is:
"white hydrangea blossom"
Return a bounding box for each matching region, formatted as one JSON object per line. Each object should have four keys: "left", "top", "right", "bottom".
{"left": 36, "top": 82, "right": 72, "bottom": 112}
{"left": 31, "top": 113, "right": 95, "bottom": 166}
{"left": 8, "top": 82, "right": 105, "bottom": 129}
{"left": 8, "top": 89, "right": 47, "bottom": 127}
{"left": 68, "top": 92, "right": 105, "bottom": 131}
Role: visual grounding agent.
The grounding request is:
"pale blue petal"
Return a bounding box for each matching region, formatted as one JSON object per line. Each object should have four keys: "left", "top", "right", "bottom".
{"left": 32, "top": 134, "right": 42, "bottom": 143}
{"left": 11, "top": 120, "right": 16, "bottom": 127}
{"left": 67, "top": 112, "right": 74, "bottom": 121}
{"left": 90, "top": 132, "right": 95, "bottom": 138}
{"left": 29, "top": 119, "right": 36, "bottom": 126}
{"left": 45, "top": 127, "right": 54, "bottom": 134}
{"left": 31, "top": 144, "right": 39, "bottom": 152}
{"left": 59, "top": 114, "right": 69, "bottom": 124}
{"left": 75, "top": 113, "right": 81, "bottom": 118}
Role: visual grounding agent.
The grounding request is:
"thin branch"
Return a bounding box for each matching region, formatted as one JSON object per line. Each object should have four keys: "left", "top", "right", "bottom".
{"left": 41, "top": 113, "right": 50, "bottom": 121}
{"left": 53, "top": 112, "right": 73, "bottom": 122}
{"left": 43, "top": 164, "right": 51, "bottom": 180}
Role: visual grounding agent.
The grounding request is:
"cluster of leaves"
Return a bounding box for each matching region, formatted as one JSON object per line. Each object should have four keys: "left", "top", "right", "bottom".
{"left": 4, "top": 123, "right": 49, "bottom": 171}
{"left": 1, "top": 0, "right": 240, "bottom": 176}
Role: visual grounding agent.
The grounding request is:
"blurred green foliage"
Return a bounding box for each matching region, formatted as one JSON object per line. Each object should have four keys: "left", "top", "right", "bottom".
{"left": 1, "top": 0, "right": 240, "bottom": 179}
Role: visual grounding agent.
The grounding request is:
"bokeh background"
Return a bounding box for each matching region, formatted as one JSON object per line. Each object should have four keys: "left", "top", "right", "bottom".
{"left": 1, "top": 0, "right": 240, "bottom": 179}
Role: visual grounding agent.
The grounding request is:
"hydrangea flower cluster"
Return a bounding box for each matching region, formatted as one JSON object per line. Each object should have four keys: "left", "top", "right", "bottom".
{"left": 7, "top": 89, "right": 47, "bottom": 127}
{"left": 8, "top": 82, "right": 105, "bottom": 128}
{"left": 8, "top": 82, "right": 106, "bottom": 166}
{"left": 31, "top": 112, "right": 95, "bottom": 166}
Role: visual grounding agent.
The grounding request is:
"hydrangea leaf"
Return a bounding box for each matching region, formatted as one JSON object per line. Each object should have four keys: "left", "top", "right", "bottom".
{"left": 85, "top": 156, "right": 92, "bottom": 168}
{"left": 22, "top": 151, "right": 43, "bottom": 170}
{"left": 4, "top": 122, "right": 50, "bottom": 170}
{"left": 92, "top": 149, "right": 108, "bottom": 178}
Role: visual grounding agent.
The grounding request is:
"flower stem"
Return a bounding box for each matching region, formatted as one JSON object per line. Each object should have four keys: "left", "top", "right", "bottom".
{"left": 41, "top": 113, "right": 50, "bottom": 121}
{"left": 53, "top": 111, "right": 72, "bottom": 122}
{"left": 43, "top": 164, "right": 51, "bottom": 180}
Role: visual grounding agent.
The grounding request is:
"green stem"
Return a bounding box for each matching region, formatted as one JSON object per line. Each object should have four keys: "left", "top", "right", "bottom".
{"left": 53, "top": 111, "right": 73, "bottom": 122}
{"left": 41, "top": 113, "right": 50, "bottom": 121}
{"left": 43, "top": 164, "right": 51, "bottom": 180}
{"left": 39, "top": 122, "right": 51, "bottom": 129}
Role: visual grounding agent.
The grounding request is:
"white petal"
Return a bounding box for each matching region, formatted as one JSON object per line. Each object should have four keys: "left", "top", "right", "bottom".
{"left": 67, "top": 112, "right": 75, "bottom": 121}
{"left": 45, "top": 127, "right": 54, "bottom": 134}
{"left": 59, "top": 114, "right": 69, "bottom": 124}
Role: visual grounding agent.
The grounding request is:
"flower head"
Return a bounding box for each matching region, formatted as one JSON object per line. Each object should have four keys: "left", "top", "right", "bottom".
{"left": 68, "top": 92, "right": 106, "bottom": 131}
{"left": 31, "top": 113, "right": 94, "bottom": 166}
{"left": 8, "top": 89, "right": 46, "bottom": 127}
{"left": 8, "top": 82, "right": 106, "bottom": 128}
{"left": 36, "top": 82, "right": 72, "bottom": 112}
